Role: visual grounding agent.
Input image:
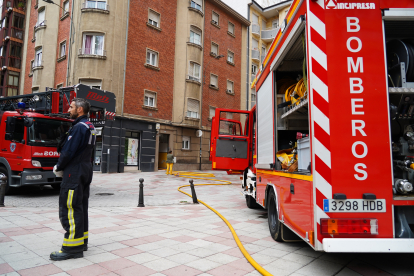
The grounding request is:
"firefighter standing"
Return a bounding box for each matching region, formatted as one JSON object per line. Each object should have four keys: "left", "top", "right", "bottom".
{"left": 50, "top": 98, "right": 96, "bottom": 261}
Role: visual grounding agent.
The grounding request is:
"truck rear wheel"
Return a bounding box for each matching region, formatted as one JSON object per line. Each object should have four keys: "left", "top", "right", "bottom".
{"left": 245, "top": 195, "right": 262, "bottom": 209}
{"left": 0, "top": 167, "right": 11, "bottom": 195}
{"left": 268, "top": 189, "right": 283, "bottom": 242}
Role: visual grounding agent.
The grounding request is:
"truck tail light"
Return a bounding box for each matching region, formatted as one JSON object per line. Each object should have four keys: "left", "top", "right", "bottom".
{"left": 320, "top": 218, "right": 378, "bottom": 235}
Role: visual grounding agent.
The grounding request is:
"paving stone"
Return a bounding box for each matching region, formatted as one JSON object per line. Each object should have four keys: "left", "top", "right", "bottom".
{"left": 142, "top": 259, "right": 180, "bottom": 272}
{"left": 186, "top": 259, "right": 222, "bottom": 272}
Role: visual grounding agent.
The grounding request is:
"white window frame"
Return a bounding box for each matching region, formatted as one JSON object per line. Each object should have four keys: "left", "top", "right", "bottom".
{"left": 227, "top": 51, "right": 234, "bottom": 63}
{"left": 148, "top": 9, "right": 160, "bottom": 28}
{"left": 210, "top": 74, "right": 218, "bottom": 87}
{"left": 60, "top": 41, "right": 66, "bottom": 57}
{"left": 80, "top": 79, "right": 102, "bottom": 89}
{"left": 190, "top": 0, "right": 202, "bottom": 11}
{"left": 190, "top": 26, "right": 202, "bottom": 45}
{"left": 227, "top": 80, "right": 234, "bottom": 94}
{"left": 144, "top": 90, "right": 156, "bottom": 107}
{"left": 34, "top": 47, "right": 42, "bottom": 67}
{"left": 186, "top": 98, "right": 200, "bottom": 119}
{"left": 182, "top": 136, "right": 190, "bottom": 150}
{"left": 228, "top": 21, "right": 235, "bottom": 34}
{"left": 82, "top": 33, "right": 105, "bottom": 56}
{"left": 212, "top": 11, "right": 219, "bottom": 25}
{"left": 146, "top": 49, "right": 158, "bottom": 67}
{"left": 188, "top": 61, "right": 201, "bottom": 82}
{"left": 85, "top": 0, "right": 107, "bottom": 10}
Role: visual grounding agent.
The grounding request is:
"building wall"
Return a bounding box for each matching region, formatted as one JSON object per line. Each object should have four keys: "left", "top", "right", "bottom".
{"left": 123, "top": 0, "right": 177, "bottom": 121}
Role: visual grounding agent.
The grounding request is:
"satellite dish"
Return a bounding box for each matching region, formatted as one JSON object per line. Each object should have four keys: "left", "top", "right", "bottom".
{"left": 196, "top": 130, "right": 203, "bottom": 137}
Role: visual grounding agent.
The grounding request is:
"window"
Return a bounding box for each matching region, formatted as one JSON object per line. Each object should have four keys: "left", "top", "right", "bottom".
{"left": 8, "top": 71, "right": 19, "bottom": 87}
{"left": 10, "top": 44, "right": 22, "bottom": 57}
{"left": 57, "top": 84, "right": 63, "bottom": 89}
{"left": 85, "top": 0, "right": 107, "bottom": 10}
{"left": 146, "top": 49, "right": 158, "bottom": 67}
{"left": 262, "top": 19, "right": 266, "bottom": 30}
{"left": 227, "top": 51, "right": 234, "bottom": 63}
{"left": 34, "top": 47, "right": 42, "bottom": 67}
{"left": 187, "top": 98, "right": 199, "bottom": 119}
{"left": 60, "top": 41, "right": 66, "bottom": 57}
{"left": 262, "top": 46, "right": 266, "bottom": 55}
{"left": 188, "top": 62, "right": 200, "bottom": 82}
{"left": 190, "top": 26, "right": 201, "bottom": 45}
{"left": 210, "top": 74, "right": 218, "bottom": 87}
{"left": 251, "top": 88, "right": 256, "bottom": 107}
{"left": 252, "top": 13, "right": 259, "bottom": 24}
{"left": 182, "top": 136, "right": 190, "bottom": 150}
{"left": 82, "top": 33, "right": 104, "bottom": 55}
{"left": 190, "top": 0, "right": 202, "bottom": 11}
{"left": 63, "top": 1, "right": 69, "bottom": 13}
{"left": 252, "top": 64, "right": 257, "bottom": 75}
{"left": 252, "top": 38, "right": 259, "bottom": 51}
{"left": 227, "top": 80, "right": 234, "bottom": 94}
{"left": 209, "top": 106, "right": 216, "bottom": 119}
{"left": 12, "top": 14, "right": 24, "bottom": 29}
{"left": 212, "top": 11, "right": 219, "bottom": 25}
{"left": 148, "top": 9, "right": 160, "bottom": 27}
{"left": 37, "top": 8, "right": 45, "bottom": 27}
{"left": 211, "top": 42, "right": 218, "bottom": 55}
{"left": 272, "top": 20, "right": 279, "bottom": 29}
{"left": 30, "top": 60, "right": 34, "bottom": 73}
{"left": 144, "top": 91, "right": 156, "bottom": 107}
{"left": 0, "top": 46, "right": 3, "bottom": 57}
{"left": 228, "top": 22, "right": 235, "bottom": 35}
{"left": 80, "top": 79, "right": 102, "bottom": 89}
{"left": 32, "top": 88, "right": 39, "bottom": 94}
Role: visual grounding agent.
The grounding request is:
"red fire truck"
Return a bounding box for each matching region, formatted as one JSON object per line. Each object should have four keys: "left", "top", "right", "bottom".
{"left": 210, "top": 0, "right": 414, "bottom": 252}
{"left": 0, "top": 84, "right": 116, "bottom": 194}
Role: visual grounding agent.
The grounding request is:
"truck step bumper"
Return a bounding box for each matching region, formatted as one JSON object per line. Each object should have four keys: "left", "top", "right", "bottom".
{"left": 323, "top": 238, "right": 414, "bottom": 253}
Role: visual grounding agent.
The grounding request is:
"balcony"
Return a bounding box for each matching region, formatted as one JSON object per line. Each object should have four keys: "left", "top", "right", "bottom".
{"left": 252, "top": 49, "right": 260, "bottom": 62}
{"left": 78, "top": 48, "right": 107, "bottom": 59}
{"left": 11, "top": 27, "right": 23, "bottom": 41}
{"left": 261, "top": 55, "right": 266, "bottom": 63}
{"left": 252, "top": 23, "right": 260, "bottom": 36}
{"left": 261, "top": 27, "right": 279, "bottom": 43}
{"left": 81, "top": 1, "right": 110, "bottom": 13}
{"left": 4, "top": 0, "right": 26, "bottom": 13}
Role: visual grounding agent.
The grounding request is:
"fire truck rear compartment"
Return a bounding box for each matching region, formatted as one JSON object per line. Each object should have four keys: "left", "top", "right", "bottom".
{"left": 385, "top": 19, "right": 414, "bottom": 239}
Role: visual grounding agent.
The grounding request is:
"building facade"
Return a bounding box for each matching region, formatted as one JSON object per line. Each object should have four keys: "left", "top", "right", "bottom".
{"left": 18, "top": 0, "right": 249, "bottom": 173}
{"left": 248, "top": 0, "right": 292, "bottom": 109}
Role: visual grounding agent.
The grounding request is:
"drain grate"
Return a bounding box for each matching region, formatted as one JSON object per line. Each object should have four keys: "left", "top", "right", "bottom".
{"left": 95, "top": 193, "right": 114, "bottom": 196}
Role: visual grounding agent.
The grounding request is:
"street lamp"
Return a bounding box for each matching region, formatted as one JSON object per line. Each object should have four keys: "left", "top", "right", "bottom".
{"left": 42, "top": 0, "right": 65, "bottom": 10}
{"left": 199, "top": 54, "right": 225, "bottom": 170}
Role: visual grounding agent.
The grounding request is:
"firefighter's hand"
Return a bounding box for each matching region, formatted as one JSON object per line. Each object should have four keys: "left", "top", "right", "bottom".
{"left": 53, "top": 165, "right": 63, "bottom": 178}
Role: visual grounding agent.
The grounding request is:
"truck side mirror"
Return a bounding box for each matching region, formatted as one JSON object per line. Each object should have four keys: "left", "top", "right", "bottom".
{"left": 23, "top": 117, "right": 33, "bottom": 127}
{"left": 5, "top": 117, "right": 16, "bottom": 133}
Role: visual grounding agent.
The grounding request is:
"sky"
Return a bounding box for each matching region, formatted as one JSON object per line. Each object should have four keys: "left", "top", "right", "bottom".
{"left": 221, "top": 0, "right": 283, "bottom": 18}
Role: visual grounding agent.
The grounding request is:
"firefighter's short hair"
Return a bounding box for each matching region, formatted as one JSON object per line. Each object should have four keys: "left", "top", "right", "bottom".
{"left": 72, "top": 98, "right": 91, "bottom": 114}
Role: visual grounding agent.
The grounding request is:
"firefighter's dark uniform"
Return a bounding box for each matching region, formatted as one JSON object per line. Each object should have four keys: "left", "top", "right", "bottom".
{"left": 54, "top": 115, "right": 96, "bottom": 255}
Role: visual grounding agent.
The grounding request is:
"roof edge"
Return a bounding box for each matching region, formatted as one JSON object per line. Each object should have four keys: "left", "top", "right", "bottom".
{"left": 209, "top": 0, "right": 251, "bottom": 26}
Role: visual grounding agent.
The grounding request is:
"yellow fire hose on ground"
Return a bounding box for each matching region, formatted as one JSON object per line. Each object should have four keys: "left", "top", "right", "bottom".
{"left": 172, "top": 171, "right": 273, "bottom": 276}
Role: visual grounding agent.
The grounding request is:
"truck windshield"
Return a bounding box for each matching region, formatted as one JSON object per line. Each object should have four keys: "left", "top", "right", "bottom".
{"left": 28, "top": 118, "right": 72, "bottom": 147}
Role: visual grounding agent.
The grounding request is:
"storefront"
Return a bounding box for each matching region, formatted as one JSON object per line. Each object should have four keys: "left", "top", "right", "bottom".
{"left": 124, "top": 131, "right": 140, "bottom": 169}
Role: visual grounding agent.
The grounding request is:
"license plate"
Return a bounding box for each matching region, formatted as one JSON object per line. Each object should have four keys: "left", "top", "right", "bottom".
{"left": 323, "top": 199, "right": 386, "bottom": 213}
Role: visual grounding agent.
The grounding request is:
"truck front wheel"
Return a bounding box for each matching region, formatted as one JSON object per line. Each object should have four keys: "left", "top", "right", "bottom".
{"left": 245, "top": 195, "right": 262, "bottom": 209}
{"left": 0, "top": 167, "right": 11, "bottom": 195}
{"left": 268, "top": 189, "right": 283, "bottom": 242}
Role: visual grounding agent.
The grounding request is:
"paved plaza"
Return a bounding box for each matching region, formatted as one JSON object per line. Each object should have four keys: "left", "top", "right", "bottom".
{"left": 0, "top": 171, "right": 413, "bottom": 276}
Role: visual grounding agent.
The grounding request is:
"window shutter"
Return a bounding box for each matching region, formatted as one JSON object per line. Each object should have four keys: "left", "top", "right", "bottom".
{"left": 145, "top": 91, "right": 155, "bottom": 98}
{"left": 187, "top": 99, "right": 199, "bottom": 112}
{"left": 193, "top": 0, "right": 202, "bottom": 6}
{"left": 210, "top": 75, "right": 217, "bottom": 86}
{"left": 227, "top": 81, "right": 233, "bottom": 91}
{"left": 38, "top": 10, "right": 45, "bottom": 23}
{"left": 211, "top": 43, "right": 218, "bottom": 54}
{"left": 252, "top": 13, "right": 259, "bottom": 24}
{"left": 252, "top": 39, "right": 259, "bottom": 49}
{"left": 209, "top": 107, "right": 216, "bottom": 118}
{"left": 212, "top": 12, "right": 219, "bottom": 23}
{"left": 228, "top": 22, "right": 234, "bottom": 33}
{"left": 149, "top": 10, "right": 159, "bottom": 22}
{"left": 189, "top": 62, "right": 194, "bottom": 76}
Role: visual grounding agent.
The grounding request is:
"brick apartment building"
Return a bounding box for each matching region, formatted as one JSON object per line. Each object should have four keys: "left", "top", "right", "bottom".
{"left": 17, "top": 0, "right": 249, "bottom": 172}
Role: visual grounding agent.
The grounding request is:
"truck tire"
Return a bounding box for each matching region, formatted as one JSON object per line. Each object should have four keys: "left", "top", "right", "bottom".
{"left": 245, "top": 195, "right": 262, "bottom": 209}
{"left": 268, "top": 189, "right": 283, "bottom": 242}
{"left": 51, "top": 184, "right": 61, "bottom": 190}
{"left": 0, "top": 166, "right": 12, "bottom": 195}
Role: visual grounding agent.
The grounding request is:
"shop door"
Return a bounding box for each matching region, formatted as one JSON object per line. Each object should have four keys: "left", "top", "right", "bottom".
{"left": 93, "top": 135, "right": 103, "bottom": 171}
{"left": 124, "top": 131, "right": 140, "bottom": 169}
{"left": 158, "top": 134, "right": 169, "bottom": 169}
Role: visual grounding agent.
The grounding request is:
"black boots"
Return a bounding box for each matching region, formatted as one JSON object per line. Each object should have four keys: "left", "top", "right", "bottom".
{"left": 50, "top": 250, "right": 83, "bottom": 261}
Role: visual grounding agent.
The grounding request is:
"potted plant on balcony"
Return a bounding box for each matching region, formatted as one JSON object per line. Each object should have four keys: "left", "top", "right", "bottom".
{"left": 17, "top": 1, "right": 25, "bottom": 10}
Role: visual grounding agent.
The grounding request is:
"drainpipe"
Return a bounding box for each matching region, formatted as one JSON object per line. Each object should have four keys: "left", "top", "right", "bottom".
{"left": 199, "top": 1, "right": 206, "bottom": 171}
{"left": 121, "top": 0, "right": 130, "bottom": 117}
{"left": 66, "top": 0, "right": 75, "bottom": 86}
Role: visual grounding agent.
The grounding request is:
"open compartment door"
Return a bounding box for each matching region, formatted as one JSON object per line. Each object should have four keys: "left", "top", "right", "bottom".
{"left": 210, "top": 109, "right": 253, "bottom": 172}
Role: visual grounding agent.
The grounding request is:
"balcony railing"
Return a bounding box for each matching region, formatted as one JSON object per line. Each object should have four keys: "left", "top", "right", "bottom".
{"left": 33, "top": 60, "right": 43, "bottom": 68}
{"left": 34, "top": 20, "right": 47, "bottom": 30}
{"left": 187, "top": 75, "right": 200, "bottom": 83}
{"left": 11, "top": 27, "right": 23, "bottom": 40}
{"left": 261, "top": 27, "right": 279, "bottom": 42}
{"left": 252, "top": 49, "right": 260, "bottom": 61}
{"left": 82, "top": 1, "right": 109, "bottom": 11}
{"left": 252, "top": 23, "right": 260, "bottom": 35}
{"left": 79, "top": 48, "right": 107, "bottom": 57}
{"left": 186, "top": 111, "right": 200, "bottom": 119}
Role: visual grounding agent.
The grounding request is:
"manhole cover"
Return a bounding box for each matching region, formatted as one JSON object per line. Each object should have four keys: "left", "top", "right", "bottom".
{"left": 95, "top": 193, "right": 114, "bottom": 196}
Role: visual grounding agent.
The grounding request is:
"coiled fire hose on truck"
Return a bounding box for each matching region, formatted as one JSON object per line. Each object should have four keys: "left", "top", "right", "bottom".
{"left": 173, "top": 171, "right": 272, "bottom": 276}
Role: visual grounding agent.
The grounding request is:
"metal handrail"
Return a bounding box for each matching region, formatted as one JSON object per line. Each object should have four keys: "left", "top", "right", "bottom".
{"left": 81, "top": 2, "right": 109, "bottom": 11}
{"left": 34, "top": 20, "right": 47, "bottom": 29}
{"left": 78, "top": 48, "right": 107, "bottom": 56}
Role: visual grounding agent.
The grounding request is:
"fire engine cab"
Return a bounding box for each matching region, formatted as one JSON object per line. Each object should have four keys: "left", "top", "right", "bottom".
{"left": 210, "top": 0, "right": 414, "bottom": 252}
{"left": 0, "top": 84, "right": 116, "bottom": 194}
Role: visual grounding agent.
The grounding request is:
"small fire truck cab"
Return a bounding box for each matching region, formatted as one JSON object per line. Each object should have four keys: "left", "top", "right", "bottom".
{"left": 210, "top": 0, "right": 414, "bottom": 252}
{"left": 0, "top": 84, "right": 116, "bottom": 194}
